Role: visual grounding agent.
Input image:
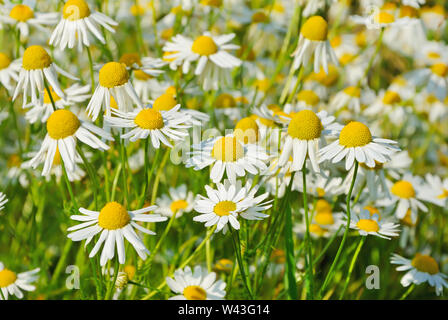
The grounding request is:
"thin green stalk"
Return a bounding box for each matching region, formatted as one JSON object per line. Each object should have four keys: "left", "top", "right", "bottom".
{"left": 76, "top": 145, "right": 100, "bottom": 210}
{"left": 302, "top": 166, "right": 314, "bottom": 299}
{"left": 105, "top": 258, "right": 119, "bottom": 300}
{"left": 86, "top": 46, "right": 95, "bottom": 95}
{"left": 399, "top": 283, "right": 416, "bottom": 300}
{"left": 357, "top": 28, "right": 384, "bottom": 88}
{"left": 230, "top": 228, "right": 254, "bottom": 299}
{"left": 339, "top": 236, "right": 366, "bottom": 299}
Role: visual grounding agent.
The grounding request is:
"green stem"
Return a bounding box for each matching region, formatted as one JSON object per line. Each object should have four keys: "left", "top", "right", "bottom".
{"left": 399, "top": 283, "right": 416, "bottom": 300}
{"left": 230, "top": 228, "right": 254, "bottom": 299}
{"left": 339, "top": 236, "right": 366, "bottom": 299}
{"left": 302, "top": 166, "right": 314, "bottom": 299}
{"left": 86, "top": 46, "right": 95, "bottom": 95}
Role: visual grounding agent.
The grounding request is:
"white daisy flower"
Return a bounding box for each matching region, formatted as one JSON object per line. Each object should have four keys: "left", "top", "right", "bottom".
{"left": 0, "top": 52, "right": 21, "bottom": 91}
{"left": 166, "top": 265, "right": 226, "bottom": 300}
{"left": 28, "top": 109, "right": 113, "bottom": 177}
{"left": 163, "top": 31, "right": 242, "bottom": 90}
{"left": 12, "top": 45, "right": 78, "bottom": 107}
{"left": 0, "top": 3, "right": 58, "bottom": 41}
{"left": 193, "top": 180, "right": 272, "bottom": 234}
{"left": 86, "top": 61, "right": 143, "bottom": 121}
{"left": 391, "top": 253, "right": 448, "bottom": 296}
{"left": 420, "top": 5, "right": 446, "bottom": 32}
{"left": 364, "top": 90, "right": 408, "bottom": 125}
{"left": 50, "top": 0, "right": 118, "bottom": 52}
{"left": 319, "top": 121, "right": 400, "bottom": 170}
{"left": 291, "top": 15, "right": 338, "bottom": 74}
{"left": 105, "top": 104, "right": 190, "bottom": 148}
{"left": 118, "top": 53, "right": 166, "bottom": 77}
{"left": 350, "top": 10, "right": 409, "bottom": 30}
{"left": 0, "top": 262, "right": 40, "bottom": 300}
{"left": 294, "top": 170, "right": 345, "bottom": 199}
{"left": 67, "top": 201, "right": 168, "bottom": 266}
{"left": 420, "top": 173, "right": 448, "bottom": 207}
{"left": 186, "top": 134, "right": 269, "bottom": 184}
{"left": 403, "top": 0, "right": 425, "bottom": 8}
{"left": 329, "top": 86, "right": 375, "bottom": 114}
{"left": 155, "top": 184, "right": 195, "bottom": 218}
{"left": 278, "top": 109, "right": 341, "bottom": 173}
{"left": 24, "top": 83, "right": 91, "bottom": 124}
{"left": 346, "top": 209, "right": 400, "bottom": 240}
{"left": 0, "top": 192, "right": 7, "bottom": 212}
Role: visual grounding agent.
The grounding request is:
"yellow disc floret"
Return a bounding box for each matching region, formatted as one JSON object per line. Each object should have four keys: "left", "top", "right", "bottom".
{"left": 301, "top": 16, "right": 328, "bottom": 41}
{"left": 63, "top": 0, "right": 91, "bottom": 20}
{"left": 287, "top": 110, "right": 323, "bottom": 140}
{"left": 339, "top": 121, "right": 372, "bottom": 148}
{"left": 215, "top": 93, "right": 236, "bottom": 109}
{"left": 170, "top": 200, "right": 188, "bottom": 213}
{"left": 382, "top": 91, "right": 401, "bottom": 105}
{"left": 46, "top": 110, "right": 80, "bottom": 139}
{"left": 374, "top": 11, "right": 395, "bottom": 24}
{"left": 183, "top": 285, "right": 207, "bottom": 300}
{"left": 119, "top": 53, "right": 142, "bottom": 68}
{"left": 9, "top": 4, "right": 34, "bottom": 22}
{"left": 99, "top": 62, "right": 129, "bottom": 88}
{"left": 343, "top": 86, "right": 361, "bottom": 98}
{"left": 192, "top": 35, "right": 218, "bottom": 56}
{"left": 315, "top": 211, "right": 334, "bottom": 226}
{"left": 234, "top": 117, "right": 259, "bottom": 144}
{"left": 316, "top": 199, "right": 332, "bottom": 213}
{"left": 152, "top": 93, "right": 177, "bottom": 111}
{"left": 431, "top": 63, "right": 448, "bottom": 77}
{"left": 213, "top": 200, "right": 237, "bottom": 216}
{"left": 134, "top": 109, "right": 164, "bottom": 130}
{"left": 134, "top": 69, "right": 152, "bottom": 81}
{"left": 44, "top": 87, "right": 62, "bottom": 104}
{"left": 0, "top": 53, "right": 11, "bottom": 70}
{"left": 411, "top": 254, "right": 439, "bottom": 275}
{"left": 98, "top": 202, "right": 131, "bottom": 230}
{"left": 22, "top": 45, "right": 52, "bottom": 70}
{"left": 0, "top": 268, "right": 17, "bottom": 288}
{"left": 212, "top": 137, "right": 244, "bottom": 162}
{"left": 391, "top": 180, "right": 415, "bottom": 199}
{"left": 356, "top": 219, "right": 379, "bottom": 232}
{"left": 297, "top": 90, "right": 320, "bottom": 106}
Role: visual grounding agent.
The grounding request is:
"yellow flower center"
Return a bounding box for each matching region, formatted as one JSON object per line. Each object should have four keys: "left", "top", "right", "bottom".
{"left": 343, "top": 86, "right": 361, "bottom": 98}
{"left": 130, "top": 4, "right": 145, "bottom": 16}
{"left": 382, "top": 91, "right": 401, "bottom": 105}
{"left": 134, "top": 69, "right": 152, "bottom": 81}
{"left": 161, "top": 27, "right": 174, "bottom": 40}
{"left": 192, "top": 35, "right": 218, "bottom": 56}
{"left": 355, "top": 31, "right": 366, "bottom": 47}
{"left": 340, "top": 53, "right": 356, "bottom": 66}
{"left": 213, "top": 200, "right": 237, "bottom": 216}
{"left": 43, "top": 86, "right": 62, "bottom": 104}
{"left": 170, "top": 200, "right": 188, "bottom": 213}
{"left": 119, "top": 53, "right": 142, "bottom": 68}
{"left": 399, "top": 5, "right": 418, "bottom": 18}
{"left": 339, "top": 121, "right": 372, "bottom": 148}
{"left": 297, "top": 90, "right": 320, "bottom": 106}
{"left": 183, "top": 285, "right": 207, "bottom": 300}
{"left": 427, "top": 52, "right": 441, "bottom": 59}
{"left": 53, "top": 147, "right": 62, "bottom": 166}
{"left": 315, "top": 199, "right": 331, "bottom": 212}
{"left": 364, "top": 205, "right": 380, "bottom": 219}
{"left": 214, "top": 259, "right": 233, "bottom": 272}
{"left": 310, "top": 223, "right": 327, "bottom": 236}
{"left": 411, "top": 254, "right": 439, "bottom": 275}
{"left": 9, "top": 4, "right": 34, "bottom": 22}
{"left": 63, "top": 0, "right": 90, "bottom": 20}
{"left": 215, "top": 93, "right": 236, "bottom": 108}
{"left": 431, "top": 63, "right": 448, "bottom": 77}
{"left": 330, "top": 35, "right": 342, "bottom": 48}
{"left": 254, "top": 78, "right": 270, "bottom": 92}
{"left": 391, "top": 180, "right": 415, "bottom": 199}
{"left": 421, "top": 5, "right": 445, "bottom": 16}
{"left": 134, "top": 109, "right": 164, "bottom": 130}
{"left": 251, "top": 114, "right": 275, "bottom": 128}
{"left": 152, "top": 93, "right": 177, "bottom": 111}
{"left": 99, "top": 62, "right": 129, "bottom": 88}
{"left": 163, "top": 51, "right": 178, "bottom": 62}
{"left": 200, "top": 0, "right": 222, "bottom": 7}
{"left": 46, "top": 110, "right": 81, "bottom": 139}
{"left": 287, "top": 110, "right": 322, "bottom": 140}
{"left": 316, "top": 187, "right": 325, "bottom": 197}
{"left": 310, "top": 65, "right": 339, "bottom": 86}
{"left": 356, "top": 219, "right": 379, "bottom": 232}
{"left": 166, "top": 86, "right": 177, "bottom": 96}
{"left": 301, "top": 16, "right": 328, "bottom": 41}
{"left": 0, "top": 53, "right": 11, "bottom": 70}
{"left": 22, "top": 45, "right": 52, "bottom": 70}
{"left": 212, "top": 137, "right": 244, "bottom": 162}
{"left": 374, "top": 11, "right": 395, "bottom": 24}
{"left": 234, "top": 117, "right": 259, "bottom": 144}
{"left": 124, "top": 265, "right": 136, "bottom": 280}
{"left": 0, "top": 268, "right": 17, "bottom": 288}
{"left": 98, "top": 202, "right": 131, "bottom": 230}
{"left": 437, "top": 189, "right": 448, "bottom": 199}
{"left": 315, "top": 211, "right": 334, "bottom": 226}
{"left": 252, "top": 11, "right": 269, "bottom": 23}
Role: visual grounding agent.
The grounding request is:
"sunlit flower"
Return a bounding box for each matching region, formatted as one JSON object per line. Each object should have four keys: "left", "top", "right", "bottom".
{"left": 346, "top": 208, "right": 400, "bottom": 239}
{"left": 155, "top": 184, "right": 195, "bottom": 218}
{"left": 0, "top": 262, "right": 40, "bottom": 300}
{"left": 0, "top": 52, "right": 21, "bottom": 91}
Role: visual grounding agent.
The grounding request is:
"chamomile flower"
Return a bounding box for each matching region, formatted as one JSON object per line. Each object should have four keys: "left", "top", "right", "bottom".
{"left": 365, "top": 90, "right": 408, "bottom": 125}
{"left": 105, "top": 104, "right": 190, "bottom": 148}
{"left": 0, "top": 192, "right": 7, "bottom": 211}
{"left": 50, "top": 0, "right": 118, "bottom": 52}
{"left": 291, "top": 15, "right": 338, "bottom": 74}
{"left": 278, "top": 110, "right": 341, "bottom": 172}
{"left": 12, "top": 45, "right": 78, "bottom": 107}
{"left": 351, "top": 10, "right": 409, "bottom": 29}
{"left": 319, "top": 121, "right": 400, "bottom": 170}
{"left": 28, "top": 109, "right": 113, "bottom": 176}
{"left": 193, "top": 180, "right": 272, "bottom": 234}
{"left": 163, "top": 31, "right": 242, "bottom": 90}
{"left": 155, "top": 184, "right": 195, "bottom": 218}
{"left": 0, "top": 3, "right": 58, "bottom": 41}
{"left": 67, "top": 201, "right": 168, "bottom": 266}
{"left": 166, "top": 266, "right": 226, "bottom": 300}
{"left": 421, "top": 174, "right": 448, "bottom": 207}
{"left": 24, "top": 83, "right": 90, "bottom": 123}
{"left": 186, "top": 135, "right": 269, "bottom": 184}
{"left": 0, "top": 262, "right": 40, "bottom": 300}
{"left": 347, "top": 208, "right": 400, "bottom": 239}
{"left": 86, "top": 61, "right": 143, "bottom": 121}
{"left": 391, "top": 253, "right": 448, "bottom": 296}
{"left": 0, "top": 53, "right": 21, "bottom": 91}
{"left": 330, "top": 86, "right": 374, "bottom": 114}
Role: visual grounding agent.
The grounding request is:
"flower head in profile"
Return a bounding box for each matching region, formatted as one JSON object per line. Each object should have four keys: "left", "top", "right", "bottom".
{"left": 0, "top": 262, "right": 40, "bottom": 300}
{"left": 67, "top": 201, "right": 168, "bottom": 266}
{"left": 346, "top": 208, "right": 400, "bottom": 239}
{"left": 0, "top": 192, "right": 8, "bottom": 212}
{"left": 155, "top": 184, "right": 195, "bottom": 218}
{"left": 0, "top": 52, "right": 21, "bottom": 91}
{"left": 166, "top": 266, "right": 226, "bottom": 300}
